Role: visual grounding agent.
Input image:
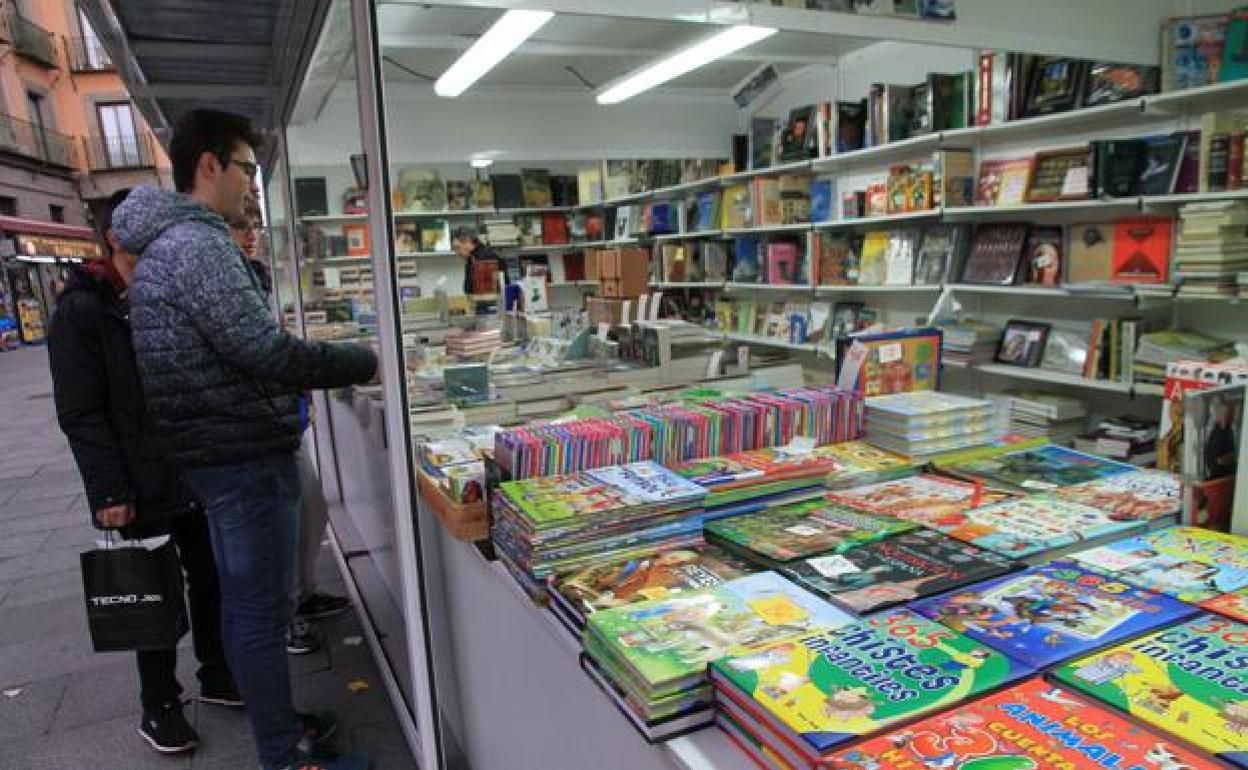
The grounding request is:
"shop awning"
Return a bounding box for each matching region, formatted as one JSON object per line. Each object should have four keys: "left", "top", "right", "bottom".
{"left": 0, "top": 217, "right": 102, "bottom": 262}
{"left": 0, "top": 216, "right": 96, "bottom": 241}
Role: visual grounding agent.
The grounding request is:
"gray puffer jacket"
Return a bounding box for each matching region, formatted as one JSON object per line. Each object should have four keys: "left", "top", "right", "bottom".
{"left": 115, "top": 186, "right": 377, "bottom": 467}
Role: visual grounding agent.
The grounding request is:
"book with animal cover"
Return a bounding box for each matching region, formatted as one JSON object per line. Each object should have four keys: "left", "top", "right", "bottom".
{"left": 827, "top": 474, "right": 1011, "bottom": 529}
{"left": 1203, "top": 589, "right": 1248, "bottom": 622}
{"left": 782, "top": 528, "right": 1019, "bottom": 614}
{"left": 710, "top": 609, "right": 1034, "bottom": 761}
{"left": 1112, "top": 217, "right": 1172, "bottom": 284}
{"left": 940, "top": 444, "right": 1136, "bottom": 494}
{"left": 961, "top": 224, "right": 1027, "bottom": 285}
{"left": 1054, "top": 614, "right": 1248, "bottom": 768}
{"left": 586, "top": 571, "right": 855, "bottom": 697}
{"left": 914, "top": 560, "right": 1197, "bottom": 669}
{"left": 835, "top": 100, "right": 868, "bottom": 153}
{"left": 1067, "top": 223, "right": 1115, "bottom": 283}
{"left": 930, "top": 495, "right": 1146, "bottom": 559}
{"left": 858, "top": 231, "right": 890, "bottom": 285}
{"left": 704, "top": 497, "right": 915, "bottom": 566}
{"left": 825, "top": 678, "right": 1227, "bottom": 770}
{"left": 1067, "top": 526, "right": 1248, "bottom": 602}
{"left": 1052, "top": 470, "right": 1182, "bottom": 523}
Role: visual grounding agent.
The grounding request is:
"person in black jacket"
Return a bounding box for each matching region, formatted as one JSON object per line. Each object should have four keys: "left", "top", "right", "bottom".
{"left": 47, "top": 188, "right": 239, "bottom": 755}
{"left": 452, "top": 224, "right": 500, "bottom": 295}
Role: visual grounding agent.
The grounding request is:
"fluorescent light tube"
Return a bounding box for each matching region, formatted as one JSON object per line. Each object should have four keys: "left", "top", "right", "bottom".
{"left": 596, "top": 25, "right": 777, "bottom": 105}
{"left": 434, "top": 10, "right": 554, "bottom": 98}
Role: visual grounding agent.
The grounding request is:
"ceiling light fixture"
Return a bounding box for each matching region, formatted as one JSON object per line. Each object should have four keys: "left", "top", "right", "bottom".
{"left": 434, "top": 9, "right": 554, "bottom": 98}
{"left": 469, "top": 157, "right": 495, "bottom": 169}
{"left": 596, "top": 25, "right": 777, "bottom": 105}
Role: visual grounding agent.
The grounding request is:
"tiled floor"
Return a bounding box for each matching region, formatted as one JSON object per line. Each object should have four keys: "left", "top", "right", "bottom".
{"left": 0, "top": 346, "right": 414, "bottom": 770}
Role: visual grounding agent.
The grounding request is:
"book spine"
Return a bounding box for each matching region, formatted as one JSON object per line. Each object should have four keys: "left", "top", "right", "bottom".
{"left": 976, "top": 52, "right": 993, "bottom": 126}
{"left": 1208, "top": 133, "right": 1230, "bottom": 192}
{"left": 1229, "top": 132, "right": 1245, "bottom": 191}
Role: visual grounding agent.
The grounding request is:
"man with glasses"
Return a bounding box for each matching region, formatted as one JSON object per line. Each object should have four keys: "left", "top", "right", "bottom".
{"left": 113, "top": 109, "right": 375, "bottom": 770}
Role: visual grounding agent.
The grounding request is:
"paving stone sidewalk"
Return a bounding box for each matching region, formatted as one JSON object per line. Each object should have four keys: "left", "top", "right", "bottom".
{"left": 0, "top": 346, "right": 413, "bottom": 770}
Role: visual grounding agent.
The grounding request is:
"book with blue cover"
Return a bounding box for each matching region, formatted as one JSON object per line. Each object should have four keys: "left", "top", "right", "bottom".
{"left": 1068, "top": 526, "right": 1248, "bottom": 602}
{"left": 810, "top": 179, "right": 834, "bottom": 223}
{"left": 912, "top": 560, "right": 1198, "bottom": 669}
{"left": 940, "top": 444, "right": 1136, "bottom": 493}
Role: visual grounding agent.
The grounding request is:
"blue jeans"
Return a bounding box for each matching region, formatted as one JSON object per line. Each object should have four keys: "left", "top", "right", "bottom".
{"left": 185, "top": 454, "right": 303, "bottom": 769}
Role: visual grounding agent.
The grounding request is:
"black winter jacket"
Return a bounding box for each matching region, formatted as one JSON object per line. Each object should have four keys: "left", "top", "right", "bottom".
{"left": 114, "top": 187, "right": 378, "bottom": 467}
{"left": 47, "top": 264, "right": 198, "bottom": 535}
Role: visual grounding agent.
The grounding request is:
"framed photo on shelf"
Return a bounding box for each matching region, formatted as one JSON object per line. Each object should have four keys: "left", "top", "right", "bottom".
{"left": 995, "top": 320, "right": 1050, "bottom": 368}
{"left": 1024, "top": 147, "right": 1091, "bottom": 202}
{"left": 1023, "top": 58, "right": 1087, "bottom": 118}
{"left": 1082, "top": 62, "right": 1160, "bottom": 107}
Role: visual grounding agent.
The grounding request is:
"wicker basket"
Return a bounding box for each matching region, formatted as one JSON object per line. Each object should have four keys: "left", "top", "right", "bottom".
{"left": 417, "top": 468, "right": 490, "bottom": 542}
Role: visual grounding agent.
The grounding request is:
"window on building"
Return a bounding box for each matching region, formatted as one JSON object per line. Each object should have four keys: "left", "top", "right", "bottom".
{"left": 97, "top": 102, "right": 140, "bottom": 167}
{"left": 0, "top": 197, "right": 17, "bottom": 216}
{"left": 49, "top": 204, "right": 64, "bottom": 223}
{"left": 77, "top": 8, "right": 108, "bottom": 70}
{"left": 26, "top": 91, "right": 52, "bottom": 162}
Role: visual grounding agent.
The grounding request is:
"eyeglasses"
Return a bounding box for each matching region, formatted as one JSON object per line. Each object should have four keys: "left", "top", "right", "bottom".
{"left": 230, "top": 159, "right": 259, "bottom": 179}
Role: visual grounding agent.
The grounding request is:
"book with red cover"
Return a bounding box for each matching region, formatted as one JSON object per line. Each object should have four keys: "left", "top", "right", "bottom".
{"left": 542, "top": 213, "right": 570, "bottom": 245}
{"left": 1111, "top": 216, "right": 1171, "bottom": 284}
{"left": 766, "top": 242, "right": 801, "bottom": 285}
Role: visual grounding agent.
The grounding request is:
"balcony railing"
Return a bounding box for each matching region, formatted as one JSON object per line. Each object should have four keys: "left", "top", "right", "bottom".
{"left": 67, "top": 35, "right": 112, "bottom": 72}
{"left": 6, "top": 9, "right": 58, "bottom": 69}
{"left": 83, "top": 132, "right": 156, "bottom": 171}
{"left": 0, "top": 113, "right": 77, "bottom": 168}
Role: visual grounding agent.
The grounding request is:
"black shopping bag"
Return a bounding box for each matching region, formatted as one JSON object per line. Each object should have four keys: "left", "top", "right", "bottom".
{"left": 80, "top": 539, "right": 188, "bottom": 652}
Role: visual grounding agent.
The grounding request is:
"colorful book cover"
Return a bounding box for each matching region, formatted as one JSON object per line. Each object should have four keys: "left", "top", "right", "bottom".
{"left": 586, "top": 571, "right": 854, "bottom": 694}
{"left": 1202, "top": 589, "right": 1248, "bottom": 623}
{"left": 704, "top": 497, "right": 915, "bottom": 564}
{"left": 1054, "top": 615, "right": 1248, "bottom": 769}
{"left": 913, "top": 561, "right": 1197, "bottom": 669}
{"left": 827, "top": 678, "right": 1227, "bottom": 770}
{"left": 1068, "top": 527, "right": 1248, "bottom": 602}
{"left": 710, "top": 609, "right": 1034, "bottom": 756}
{"left": 782, "top": 529, "right": 1018, "bottom": 614}
{"left": 670, "top": 455, "right": 764, "bottom": 488}
{"left": 942, "top": 444, "right": 1136, "bottom": 493}
{"left": 930, "top": 495, "right": 1145, "bottom": 559}
{"left": 549, "top": 545, "right": 753, "bottom": 619}
{"left": 1052, "top": 470, "right": 1182, "bottom": 523}
{"left": 500, "top": 461, "right": 706, "bottom": 528}
{"left": 732, "top": 445, "right": 850, "bottom": 479}
{"left": 826, "top": 474, "right": 1013, "bottom": 528}
{"left": 825, "top": 441, "right": 916, "bottom": 475}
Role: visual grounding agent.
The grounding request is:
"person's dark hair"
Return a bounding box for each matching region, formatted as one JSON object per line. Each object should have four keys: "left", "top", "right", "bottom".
{"left": 452, "top": 225, "right": 480, "bottom": 244}
{"left": 169, "top": 108, "right": 263, "bottom": 193}
{"left": 98, "top": 188, "right": 132, "bottom": 255}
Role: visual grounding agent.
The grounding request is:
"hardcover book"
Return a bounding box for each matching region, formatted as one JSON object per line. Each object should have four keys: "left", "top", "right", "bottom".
{"left": 961, "top": 224, "right": 1027, "bottom": 284}
{"left": 928, "top": 495, "right": 1145, "bottom": 559}
{"left": 498, "top": 461, "right": 705, "bottom": 529}
{"left": 913, "top": 560, "right": 1196, "bottom": 668}
{"left": 1067, "top": 223, "right": 1115, "bottom": 283}
{"left": 704, "top": 497, "right": 916, "bottom": 565}
{"left": 1067, "top": 526, "right": 1248, "bottom": 602}
{"left": 520, "top": 169, "right": 553, "bottom": 208}
{"left": 827, "top": 474, "right": 1011, "bottom": 529}
{"left": 710, "top": 609, "right": 1034, "bottom": 759}
{"left": 825, "top": 678, "right": 1226, "bottom": 770}
{"left": 1054, "top": 615, "right": 1248, "bottom": 769}
{"left": 1111, "top": 216, "right": 1172, "bottom": 284}
{"left": 1052, "top": 470, "right": 1182, "bottom": 523}
{"left": 941, "top": 444, "right": 1136, "bottom": 493}
{"left": 782, "top": 528, "right": 1018, "bottom": 614}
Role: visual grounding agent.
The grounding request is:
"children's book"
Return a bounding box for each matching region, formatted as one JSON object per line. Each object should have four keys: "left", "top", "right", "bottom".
{"left": 499, "top": 461, "right": 706, "bottom": 529}
{"left": 782, "top": 528, "right": 1019, "bottom": 614}
{"left": 704, "top": 497, "right": 915, "bottom": 565}
{"left": 826, "top": 474, "right": 1013, "bottom": 529}
{"left": 823, "top": 441, "right": 918, "bottom": 483}
{"left": 710, "top": 609, "right": 1034, "bottom": 761}
{"left": 586, "top": 571, "right": 854, "bottom": 697}
{"left": 1067, "top": 526, "right": 1248, "bottom": 602}
{"left": 825, "top": 678, "right": 1227, "bottom": 770}
{"left": 670, "top": 456, "right": 765, "bottom": 488}
{"left": 913, "top": 561, "right": 1197, "bottom": 669}
{"left": 1052, "top": 469, "right": 1182, "bottom": 523}
{"left": 1054, "top": 614, "right": 1248, "bottom": 769}
{"left": 1202, "top": 589, "right": 1248, "bottom": 622}
{"left": 930, "top": 495, "right": 1145, "bottom": 559}
{"left": 940, "top": 444, "right": 1136, "bottom": 493}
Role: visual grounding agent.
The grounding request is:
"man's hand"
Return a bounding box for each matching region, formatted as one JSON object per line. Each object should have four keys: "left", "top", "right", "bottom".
{"left": 94, "top": 503, "right": 135, "bottom": 529}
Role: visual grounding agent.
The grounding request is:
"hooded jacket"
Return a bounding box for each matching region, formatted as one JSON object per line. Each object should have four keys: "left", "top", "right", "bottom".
{"left": 114, "top": 186, "right": 377, "bottom": 467}
{"left": 47, "top": 261, "right": 198, "bottom": 534}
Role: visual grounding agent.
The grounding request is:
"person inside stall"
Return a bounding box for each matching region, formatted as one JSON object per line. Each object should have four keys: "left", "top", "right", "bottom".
{"left": 451, "top": 225, "right": 500, "bottom": 298}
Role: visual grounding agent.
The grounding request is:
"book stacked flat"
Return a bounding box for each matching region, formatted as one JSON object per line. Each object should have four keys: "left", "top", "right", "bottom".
{"left": 1067, "top": 526, "right": 1248, "bottom": 602}
{"left": 935, "top": 319, "right": 999, "bottom": 367}
{"left": 444, "top": 328, "right": 502, "bottom": 358}
{"left": 863, "top": 391, "right": 995, "bottom": 459}
{"left": 1071, "top": 414, "right": 1159, "bottom": 465}
{"left": 490, "top": 461, "right": 708, "bottom": 596}
{"left": 582, "top": 571, "right": 853, "bottom": 741}
{"left": 1001, "top": 390, "right": 1088, "bottom": 445}
{"left": 1174, "top": 201, "right": 1248, "bottom": 296}
{"left": 1134, "top": 329, "right": 1235, "bottom": 384}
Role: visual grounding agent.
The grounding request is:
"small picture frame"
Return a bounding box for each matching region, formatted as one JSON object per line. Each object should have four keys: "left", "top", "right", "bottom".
{"left": 1024, "top": 58, "right": 1087, "bottom": 118}
{"left": 995, "top": 320, "right": 1051, "bottom": 368}
{"left": 1082, "top": 62, "right": 1160, "bottom": 108}
{"left": 1025, "top": 147, "right": 1092, "bottom": 202}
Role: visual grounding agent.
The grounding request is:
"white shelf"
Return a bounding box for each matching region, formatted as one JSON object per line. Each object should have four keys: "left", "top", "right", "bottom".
{"left": 394, "top": 208, "right": 497, "bottom": 219}
{"left": 650, "top": 281, "right": 726, "bottom": 289}
{"left": 494, "top": 206, "right": 576, "bottom": 215}
{"left": 958, "top": 99, "right": 1154, "bottom": 143}
{"left": 497, "top": 243, "right": 586, "bottom": 253}
{"left": 576, "top": 192, "right": 646, "bottom": 210}
{"left": 595, "top": 238, "right": 645, "bottom": 247}
{"left": 1141, "top": 190, "right": 1248, "bottom": 207}
{"left": 303, "top": 255, "right": 371, "bottom": 266}
{"left": 1134, "top": 382, "right": 1166, "bottom": 398}
{"left": 945, "top": 283, "right": 1137, "bottom": 300}
{"left": 813, "top": 133, "right": 942, "bottom": 172}
{"left": 299, "top": 213, "right": 367, "bottom": 224}
{"left": 395, "top": 251, "right": 457, "bottom": 258}
{"left": 943, "top": 199, "right": 1139, "bottom": 220}
{"left": 724, "top": 282, "right": 814, "bottom": 293}
{"left": 973, "top": 363, "right": 1133, "bottom": 394}
{"left": 548, "top": 281, "right": 597, "bottom": 289}
{"left": 816, "top": 209, "right": 942, "bottom": 228}
{"left": 1145, "top": 79, "right": 1248, "bottom": 115}
{"left": 653, "top": 230, "right": 723, "bottom": 241}
{"left": 815, "top": 284, "right": 943, "bottom": 294}
{"left": 721, "top": 223, "right": 811, "bottom": 236}
{"left": 645, "top": 176, "right": 724, "bottom": 198}
{"left": 721, "top": 159, "right": 813, "bottom": 183}
{"left": 723, "top": 332, "right": 817, "bottom": 352}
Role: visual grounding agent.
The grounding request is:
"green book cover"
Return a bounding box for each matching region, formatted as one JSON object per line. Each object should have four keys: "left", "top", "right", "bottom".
{"left": 705, "top": 496, "right": 914, "bottom": 563}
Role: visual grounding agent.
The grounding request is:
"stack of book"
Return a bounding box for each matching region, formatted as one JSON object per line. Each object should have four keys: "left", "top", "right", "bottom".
{"left": 490, "top": 461, "right": 707, "bottom": 597}
{"left": 936, "top": 319, "right": 999, "bottom": 368}
{"left": 1072, "top": 414, "right": 1160, "bottom": 465}
{"left": 445, "top": 328, "right": 502, "bottom": 358}
{"left": 1133, "top": 329, "right": 1236, "bottom": 384}
{"left": 1001, "top": 390, "right": 1088, "bottom": 445}
{"left": 582, "top": 571, "right": 852, "bottom": 741}
{"left": 1174, "top": 201, "right": 1248, "bottom": 296}
{"left": 863, "top": 391, "right": 995, "bottom": 459}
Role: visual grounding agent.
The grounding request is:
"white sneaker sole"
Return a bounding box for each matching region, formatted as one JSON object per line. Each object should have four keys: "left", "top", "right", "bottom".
{"left": 137, "top": 726, "right": 198, "bottom": 754}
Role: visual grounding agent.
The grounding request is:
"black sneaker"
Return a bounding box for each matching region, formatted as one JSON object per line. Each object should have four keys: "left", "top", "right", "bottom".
{"left": 199, "top": 678, "right": 245, "bottom": 708}
{"left": 296, "top": 592, "right": 352, "bottom": 621}
{"left": 138, "top": 701, "right": 198, "bottom": 754}
{"left": 274, "top": 747, "right": 372, "bottom": 770}
{"left": 287, "top": 618, "right": 321, "bottom": 655}
{"left": 299, "top": 710, "right": 339, "bottom": 744}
